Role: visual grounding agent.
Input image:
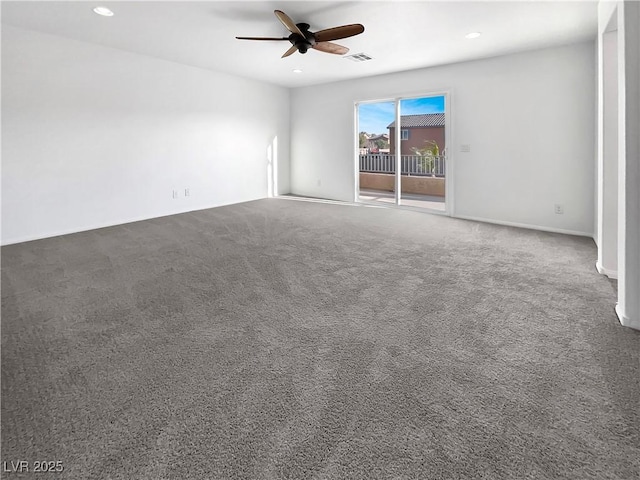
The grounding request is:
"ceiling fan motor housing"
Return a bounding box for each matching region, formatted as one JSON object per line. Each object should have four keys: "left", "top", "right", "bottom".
{"left": 289, "top": 23, "right": 315, "bottom": 54}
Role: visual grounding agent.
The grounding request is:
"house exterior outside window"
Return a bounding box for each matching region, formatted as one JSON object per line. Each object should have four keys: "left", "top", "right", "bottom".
{"left": 388, "top": 113, "right": 445, "bottom": 155}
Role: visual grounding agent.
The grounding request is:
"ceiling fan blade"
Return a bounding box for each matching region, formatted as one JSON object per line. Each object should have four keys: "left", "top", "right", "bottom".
{"left": 313, "top": 24, "right": 364, "bottom": 43}
{"left": 312, "top": 41, "right": 349, "bottom": 55}
{"left": 236, "top": 36, "right": 289, "bottom": 41}
{"left": 282, "top": 45, "right": 298, "bottom": 58}
{"left": 274, "top": 10, "right": 305, "bottom": 37}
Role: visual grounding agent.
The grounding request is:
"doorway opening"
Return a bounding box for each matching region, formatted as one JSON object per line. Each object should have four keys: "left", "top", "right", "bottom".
{"left": 596, "top": 13, "right": 618, "bottom": 279}
{"left": 356, "top": 94, "right": 447, "bottom": 212}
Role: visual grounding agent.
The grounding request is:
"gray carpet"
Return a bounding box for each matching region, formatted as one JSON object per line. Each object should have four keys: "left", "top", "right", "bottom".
{"left": 2, "top": 197, "right": 639, "bottom": 479}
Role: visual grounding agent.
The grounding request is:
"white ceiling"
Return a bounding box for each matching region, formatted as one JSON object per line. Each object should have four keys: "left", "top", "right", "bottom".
{"left": 1, "top": 1, "right": 598, "bottom": 88}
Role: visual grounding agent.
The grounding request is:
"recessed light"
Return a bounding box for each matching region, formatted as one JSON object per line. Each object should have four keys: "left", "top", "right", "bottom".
{"left": 292, "top": 69, "right": 303, "bottom": 74}
{"left": 465, "top": 32, "right": 482, "bottom": 39}
{"left": 93, "top": 6, "right": 114, "bottom": 17}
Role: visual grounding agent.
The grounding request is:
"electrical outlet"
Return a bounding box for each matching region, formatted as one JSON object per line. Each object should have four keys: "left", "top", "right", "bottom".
{"left": 172, "top": 190, "right": 178, "bottom": 199}
{"left": 185, "top": 188, "right": 190, "bottom": 197}
{"left": 554, "top": 204, "right": 564, "bottom": 214}
{"left": 460, "top": 144, "right": 471, "bottom": 152}
{"left": 317, "top": 179, "right": 321, "bottom": 187}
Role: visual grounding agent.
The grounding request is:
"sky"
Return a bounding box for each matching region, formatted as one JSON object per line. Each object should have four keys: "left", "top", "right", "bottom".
{"left": 358, "top": 96, "right": 445, "bottom": 135}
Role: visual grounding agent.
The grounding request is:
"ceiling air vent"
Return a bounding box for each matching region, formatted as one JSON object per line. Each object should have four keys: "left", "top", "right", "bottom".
{"left": 344, "top": 53, "right": 372, "bottom": 62}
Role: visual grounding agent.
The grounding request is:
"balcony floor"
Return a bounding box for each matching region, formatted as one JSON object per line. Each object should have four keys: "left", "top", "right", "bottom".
{"left": 358, "top": 189, "right": 446, "bottom": 212}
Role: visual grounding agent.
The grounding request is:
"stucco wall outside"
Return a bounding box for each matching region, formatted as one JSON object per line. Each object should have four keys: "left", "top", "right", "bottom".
{"left": 360, "top": 173, "right": 445, "bottom": 197}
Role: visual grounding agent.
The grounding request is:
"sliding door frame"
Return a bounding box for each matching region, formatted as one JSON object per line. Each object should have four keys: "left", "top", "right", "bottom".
{"left": 354, "top": 89, "right": 453, "bottom": 215}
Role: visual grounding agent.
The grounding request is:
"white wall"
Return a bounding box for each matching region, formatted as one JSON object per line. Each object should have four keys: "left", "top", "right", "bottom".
{"left": 614, "top": 0, "right": 640, "bottom": 330}
{"left": 291, "top": 42, "right": 596, "bottom": 236}
{"left": 1, "top": 26, "right": 290, "bottom": 245}
{"left": 595, "top": 0, "right": 640, "bottom": 331}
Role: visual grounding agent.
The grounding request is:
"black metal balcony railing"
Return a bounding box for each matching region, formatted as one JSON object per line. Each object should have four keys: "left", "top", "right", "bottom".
{"left": 359, "top": 154, "right": 446, "bottom": 177}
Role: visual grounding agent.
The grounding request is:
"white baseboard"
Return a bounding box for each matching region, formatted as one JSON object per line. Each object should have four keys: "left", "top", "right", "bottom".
{"left": 615, "top": 304, "right": 640, "bottom": 331}
{"left": 595, "top": 261, "right": 618, "bottom": 279}
{"left": 453, "top": 214, "right": 593, "bottom": 237}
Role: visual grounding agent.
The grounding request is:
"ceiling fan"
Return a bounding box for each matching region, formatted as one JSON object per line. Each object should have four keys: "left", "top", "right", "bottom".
{"left": 236, "top": 10, "right": 365, "bottom": 58}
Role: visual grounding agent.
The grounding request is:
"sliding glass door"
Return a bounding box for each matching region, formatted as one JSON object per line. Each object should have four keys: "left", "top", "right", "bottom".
{"left": 397, "top": 96, "right": 446, "bottom": 211}
{"left": 356, "top": 94, "right": 447, "bottom": 212}
{"left": 357, "top": 101, "right": 396, "bottom": 205}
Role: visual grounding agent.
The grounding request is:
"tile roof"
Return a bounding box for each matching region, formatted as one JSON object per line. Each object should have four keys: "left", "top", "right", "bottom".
{"left": 387, "top": 113, "right": 445, "bottom": 128}
{"left": 367, "top": 134, "right": 389, "bottom": 141}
